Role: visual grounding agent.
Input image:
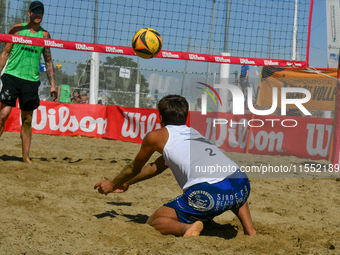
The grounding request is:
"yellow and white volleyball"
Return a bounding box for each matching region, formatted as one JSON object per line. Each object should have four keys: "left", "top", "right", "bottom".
{"left": 132, "top": 28, "right": 163, "bottom": 59}
{"left": 56, "top": 64, "right": 62, "bottom": 69}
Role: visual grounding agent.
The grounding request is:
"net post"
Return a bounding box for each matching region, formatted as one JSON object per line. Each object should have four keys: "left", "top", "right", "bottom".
{"left": 90, "top": 52, "right": 100, "bottom": 104}
{"left": 292, "top": 0, "right": 298, "bottom": 61}
{"left": 218, "top": 52, "right": 230, "bottom": 113}
{"left": 306, "top": 0, "right": 314, "bottom": 66}
{"left": 135, "top": 84, "right": 140, "bottom": 108}
{"left": 331, "top": 52, "right": 340, "bottom": 166}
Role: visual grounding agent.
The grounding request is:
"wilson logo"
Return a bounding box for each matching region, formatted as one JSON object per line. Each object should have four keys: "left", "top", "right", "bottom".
{"left": 44, "top": 40, "right": 63, "bottom": 48}
{"left": 121, "top": 112, "right": 161, "bottom": 139}
{"left": 264, "top": 60, "right": 279, "bottom": 66}
{"left": 31, "top": 106, "right": 107, "bottom": 134}
{"left": 215, "top": 57, "right": 231, "bottom": 63}
{"left": 162, "top": 52, "right": 180, "bottom": 58}
{"left": 105, "top": 47, "right": 123, "bottom": 53}
{"left": 189, "top": 54, "right": 205, "bottom": 61}
{"left": 306, "top": 124, "right": 333, "bottom": 157}
{"left": 205, "top": 117, "right": 284, "bottom": 152}
{"left": 12, "top": 37, "right": 32, "bottom": 44}
{"left": 240, "top": 58, "right": 255, "bottom": 64}
{"left": 76, "top": 44, "right": 94, "bottom": 51}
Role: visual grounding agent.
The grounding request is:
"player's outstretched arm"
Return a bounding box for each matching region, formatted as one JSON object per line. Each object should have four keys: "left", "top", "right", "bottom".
{"left": 113, "top": 156, "right": 168, "bottom": 193}
{"left": 94, "top": 130, "right": 163, "bottom": 195}
{"left": 94, "top": 161, "right": 137, "bottom": 195}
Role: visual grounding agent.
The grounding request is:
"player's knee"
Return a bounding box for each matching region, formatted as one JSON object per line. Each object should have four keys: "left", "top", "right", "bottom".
{"left": 0, "top": 109, "right": 11, "bottom": 123}
{"left": 22, "top": 115, "right": 33, "bottom": 128}
{"left": 146, "top": 216, "right": 155, "bottom": 226}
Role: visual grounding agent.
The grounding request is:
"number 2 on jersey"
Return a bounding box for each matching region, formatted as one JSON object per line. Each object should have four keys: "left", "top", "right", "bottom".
{"left": 205, "top": 148, "right": 216, "bottom": 156}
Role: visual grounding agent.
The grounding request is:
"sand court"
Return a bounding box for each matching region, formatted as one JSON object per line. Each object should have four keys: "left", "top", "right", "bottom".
{"left": 0, "top": 131, "right": 340, "bottom": 254}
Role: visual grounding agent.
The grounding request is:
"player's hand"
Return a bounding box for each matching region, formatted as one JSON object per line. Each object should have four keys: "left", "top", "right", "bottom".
{"left": 94, "top": 180, "right": 114, "bottom": 195}
{"left": 113, "top": 183, "right": 129, "bottom": 193}
{"left": 50, "top": 88, "right": 58, "bottom": 101}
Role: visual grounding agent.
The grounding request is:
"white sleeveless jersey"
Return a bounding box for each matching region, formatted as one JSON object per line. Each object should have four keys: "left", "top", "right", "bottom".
{"left": 163, "top": 125, "right": 239, "bottom": 191}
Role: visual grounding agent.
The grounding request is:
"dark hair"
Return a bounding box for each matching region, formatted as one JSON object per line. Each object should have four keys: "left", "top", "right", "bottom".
{"left": 62, "top": 77, "right": 68, "bottom": 84}
{"left": 157, "top": 95, "right": 188, "bottom": 126}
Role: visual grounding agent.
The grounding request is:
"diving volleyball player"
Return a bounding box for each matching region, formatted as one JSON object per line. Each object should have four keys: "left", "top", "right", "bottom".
{"left": 95, "top": 95, "right": 256, "bottom": 237}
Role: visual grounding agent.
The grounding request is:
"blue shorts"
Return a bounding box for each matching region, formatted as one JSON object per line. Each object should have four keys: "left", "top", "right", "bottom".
{"left": 164, "top": 169, "right": 250, "bottom": 224}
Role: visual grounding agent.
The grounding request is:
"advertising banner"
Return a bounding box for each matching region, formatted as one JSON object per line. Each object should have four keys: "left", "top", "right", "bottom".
{"left": 257, "top": 67, "right": 338, "bottom": 111}
{"left": 2, "top": 101, "right": 334, "bottom": 161}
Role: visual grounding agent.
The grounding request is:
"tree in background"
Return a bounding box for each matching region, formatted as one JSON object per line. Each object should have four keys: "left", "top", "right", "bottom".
{"left": 9, "top": 0, "right": 31, "bottom": 26}
{"left": 0, "top": 0, "right": 9, "bottom": 52}
{"left": 75, "top": 60, "right": 91, "bottom": 89}
{"left": 75, "top": 56, "right": 150, "bottom": 107}
{"left": 0, "top": 0, "right": 32, "bottom": 34}
{"left": 0, "top": 0, "right": 7, "bottom": 32}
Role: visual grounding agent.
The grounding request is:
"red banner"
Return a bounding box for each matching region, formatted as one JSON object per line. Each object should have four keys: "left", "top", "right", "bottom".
{"left": 3, "top": 101, "right": 333, "bottom": 160}
{"left": 190, "top": 112, "right": 333, "bottom": 160}
{"left": 331, "top": 58, "right": 340, "bottom": 166}
{"left": 0, "top": 33, "right": 307, "bottom": 67}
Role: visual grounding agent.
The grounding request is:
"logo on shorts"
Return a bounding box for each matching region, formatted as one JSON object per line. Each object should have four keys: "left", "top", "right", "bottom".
{"left": 188, "top": 190, "right": 214, "bottom": 212}
{"left": 1, "top": 90, "right": 11, "bottom": 101}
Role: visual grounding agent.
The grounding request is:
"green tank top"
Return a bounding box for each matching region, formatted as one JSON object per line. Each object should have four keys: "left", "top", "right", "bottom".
{"left": 4, "top": 23, "right": 44, "bottom": 81}
{"left": 59, "top": 84, "right": 71, "bottom": 103}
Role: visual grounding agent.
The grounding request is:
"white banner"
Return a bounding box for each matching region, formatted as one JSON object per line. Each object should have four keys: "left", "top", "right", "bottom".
{"left": 326, "top": 0, "right": 340, "bottom": 68}
{"left": 119, "top": 68, "right": 131, "bottom": 79}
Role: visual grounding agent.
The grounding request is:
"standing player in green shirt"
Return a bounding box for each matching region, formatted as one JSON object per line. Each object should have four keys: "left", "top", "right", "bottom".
{"left": 0, "top": 1, "right": 57, "bottom": 163}
{"left": 58, "top": 77, "right": 72, "bottom": 103}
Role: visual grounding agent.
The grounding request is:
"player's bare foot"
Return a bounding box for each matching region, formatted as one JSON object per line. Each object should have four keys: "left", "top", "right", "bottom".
{"left": 184, "top": 221, "right": 204, "bottom": 236}
{"left": 23, "top": 157, "right": 32, "bottom": 163}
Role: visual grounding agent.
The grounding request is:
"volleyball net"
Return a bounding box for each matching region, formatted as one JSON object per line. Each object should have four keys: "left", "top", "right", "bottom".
{"left": 1, "top": 0, "right": 312, "bottom": 58}
{"left": 0, "top": 0, "right": 314, "bottom": 107}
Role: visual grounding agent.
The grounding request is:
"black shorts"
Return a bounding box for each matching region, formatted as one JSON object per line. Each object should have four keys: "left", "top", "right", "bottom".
{"left": 0, "top": 74, "right": 40, "bottom": 111}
